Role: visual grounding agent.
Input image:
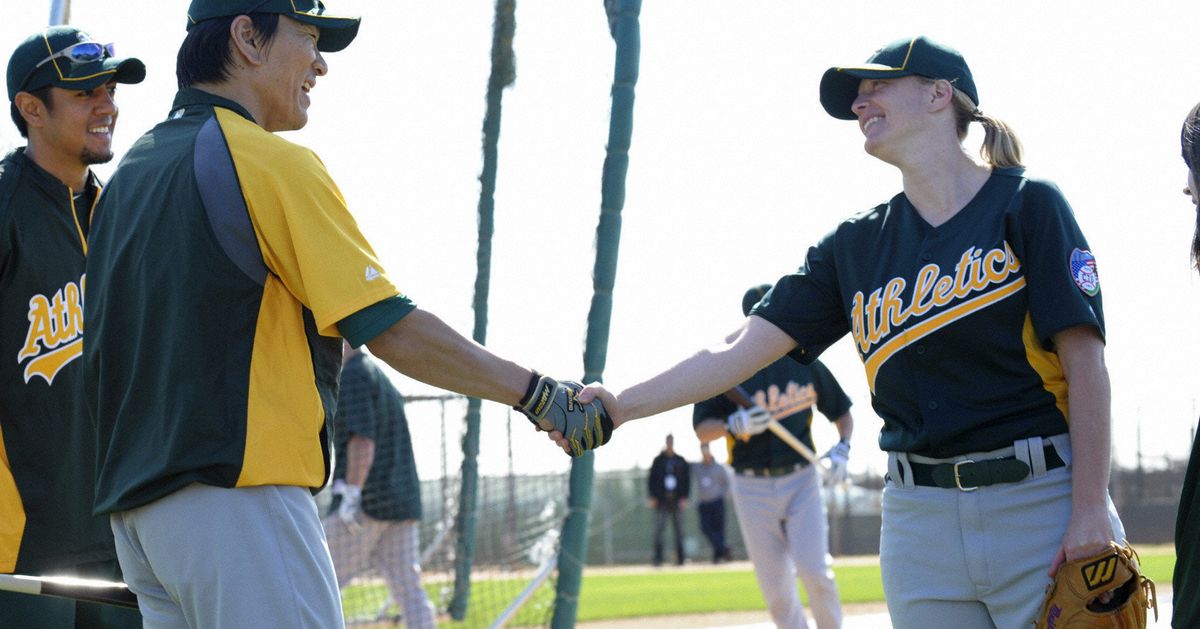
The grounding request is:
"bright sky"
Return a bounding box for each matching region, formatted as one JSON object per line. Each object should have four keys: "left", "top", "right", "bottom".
{"left": 4, "top": 1, "right": 1199, "bottom": 479}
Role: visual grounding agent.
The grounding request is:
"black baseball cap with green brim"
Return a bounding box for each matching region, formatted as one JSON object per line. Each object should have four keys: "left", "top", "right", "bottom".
{"left": 187, "top": 0, "right": 361, "bottom": 53}
{"left": 819, "top": 36, "right": 978, "bottom": 121}
{"left": 7, "top": 26, "right": 145, "bottom": 102}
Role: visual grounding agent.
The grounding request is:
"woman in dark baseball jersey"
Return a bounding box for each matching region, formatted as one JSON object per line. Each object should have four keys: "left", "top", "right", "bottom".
{"left": 1172, "top": 101, "right": 1200, "bottom": 629}
{"left": 567, "top": 36, "right": 1126, "bottom": 628}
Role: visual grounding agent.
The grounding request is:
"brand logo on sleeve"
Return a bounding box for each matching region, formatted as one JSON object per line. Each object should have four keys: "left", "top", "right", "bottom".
{"left": 18, "top": 276, "right": 85, "bottom": 385}
{"left": 1069, "top": 249, "right": 1100, "bottom": 296}
{"left": 364, "top": 265, "right": 381, "bottom": 281}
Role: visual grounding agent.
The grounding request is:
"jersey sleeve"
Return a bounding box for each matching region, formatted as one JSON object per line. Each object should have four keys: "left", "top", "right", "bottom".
{"left": 338, "top": 296, "right": 416, "bottom": 348}
{"left": 1009, "top": 179, "right": 1105, "bottom": 347}
{"left": 219, "top": 110, "right": 403, "bottom": 337}
{"left": 752, "top": 228, "right": 851, "bottom": 364}
{"left": 808, "top": 359, "right": 852, "bottom": 421}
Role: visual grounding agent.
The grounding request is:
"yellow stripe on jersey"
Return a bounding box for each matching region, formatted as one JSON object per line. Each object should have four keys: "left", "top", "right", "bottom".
{"left": 216, "top": 109, "right": 397, "bottom": 489}
{"left": 238, "top": 275, "right": 327, "bottom": 488}
{"left": 216, "top": 109, "right": 400, "bottom": 337}
{"left": 863, "top": 277, "right": 1027, "bottom": 392}
{"left": 1021, "top": 312, "right": 1070, "bottom": 421}
{"left": 0, "top": 423, "right": 25, "bottom": 573}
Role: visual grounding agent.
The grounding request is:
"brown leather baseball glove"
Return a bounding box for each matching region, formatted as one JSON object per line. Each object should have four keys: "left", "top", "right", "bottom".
{"left": 1035, "top": 541, "right": 1157, "bottom": 628}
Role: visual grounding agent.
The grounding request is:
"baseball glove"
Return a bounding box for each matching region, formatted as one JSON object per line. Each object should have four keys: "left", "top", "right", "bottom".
{"left": 1035, "top": 541, "right": 1157, "bottom": 628}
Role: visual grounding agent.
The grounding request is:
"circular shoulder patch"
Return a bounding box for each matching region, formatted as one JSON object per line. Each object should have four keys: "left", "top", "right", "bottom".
{"left": 1069, "top": 248, "right": 1100, "bottom": 296}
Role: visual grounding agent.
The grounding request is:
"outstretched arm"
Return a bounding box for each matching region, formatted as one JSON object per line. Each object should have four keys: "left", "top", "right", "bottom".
{"left": 365, "top": 308, "right": 531, "bottom": 405}
{"left": 581, "top": 316, "right": 797, "bottom": 427}
{"left": 366, "top": 309, "right": 611, "bottom": 457}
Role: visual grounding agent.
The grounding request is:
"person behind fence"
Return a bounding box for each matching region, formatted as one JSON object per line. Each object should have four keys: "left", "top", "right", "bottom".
{"left": 324, "top": 343, "right": 435, "bottom": 629}
{"left": 81, "top": 2, "right": 609, "bottom": 627}
{"left": 694, "top": 442, "right": 732, "bottom": 564}
{"left": 647, "top": 434, "right": 690, "bottom": 566}
{"left": 0, "top": 25, "right": 146, "bottom": 629}
{"left": 1173, "top": 100, "right": 1200, "bottom": 629}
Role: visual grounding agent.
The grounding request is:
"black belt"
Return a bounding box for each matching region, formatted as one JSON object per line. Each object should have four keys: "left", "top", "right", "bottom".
{"left": 735, "top": 460, "right": 808, "bottom": 478}
{"left": 907, "top": 445, "right": 1065, "bottom": 490}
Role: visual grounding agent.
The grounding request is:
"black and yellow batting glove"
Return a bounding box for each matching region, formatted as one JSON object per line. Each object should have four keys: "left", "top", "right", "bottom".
{"left": 516, "top": 373, "right": 614, "bottom": 457}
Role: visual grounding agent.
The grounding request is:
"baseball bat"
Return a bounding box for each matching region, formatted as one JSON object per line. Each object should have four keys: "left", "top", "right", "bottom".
{"left": 722, "top": 386, "right": 827, "bottom": 472}
{"left": 0, "top": 574, "right": 139, "bottom": 609}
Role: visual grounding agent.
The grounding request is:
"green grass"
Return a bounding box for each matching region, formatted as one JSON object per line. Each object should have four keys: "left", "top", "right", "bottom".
{"left": 574, "top": 547, "right": 1176, "bottom": 622}
{"left": 340, "top": 547, "right": 1175, "bottom": 625}
{"left": 575, "top": 564, "right": 884, "bottom": 621}
{"left": 1139, "top": 548, "right": 1175, "bottom": 588}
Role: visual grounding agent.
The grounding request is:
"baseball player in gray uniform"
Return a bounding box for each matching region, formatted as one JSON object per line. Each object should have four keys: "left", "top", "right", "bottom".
{"left": 692, "top": 285, "right": 854, "bottom": 629}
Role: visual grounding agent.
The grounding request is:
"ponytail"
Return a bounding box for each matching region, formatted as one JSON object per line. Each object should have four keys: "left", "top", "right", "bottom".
{"left": 1181, "top": 101, "right": 1200, "bottom": 269}
{"left": 950, "top": 89, "right": 1024, "bottom": 169}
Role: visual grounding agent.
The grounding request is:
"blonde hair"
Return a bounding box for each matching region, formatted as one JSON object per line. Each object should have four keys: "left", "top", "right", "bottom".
{"left": 950, "top": 89, "right": 1024, "bottom": 168}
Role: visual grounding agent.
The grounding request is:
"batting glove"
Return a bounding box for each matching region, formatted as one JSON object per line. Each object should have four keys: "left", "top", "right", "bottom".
{"left": 332, "top": 480, "right": 362, "bottom": 527}
{"left": 726, "top": 405, "right": 772, "bottom": 440}
{"left": 822, "top": 439, "right": 851, "bottom": 485}
{"left": 516, "top": 373, "right": 613, "bottom": 457}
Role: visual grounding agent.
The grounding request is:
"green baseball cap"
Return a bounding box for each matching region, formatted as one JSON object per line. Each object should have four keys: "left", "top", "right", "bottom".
{"left": 819, "top": 36, "right": 978, "bottom": 121}
{"left": 7, "top": 26, "right": 145, "bottom": 102}
{"left": 187, "top": 0, "right": 361, "bottom": 53}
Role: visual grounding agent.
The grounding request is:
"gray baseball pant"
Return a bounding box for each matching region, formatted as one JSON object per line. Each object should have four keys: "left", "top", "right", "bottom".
{"left": 325, "top": 515, "right": 436, "bottom": 629}
{"left": 881, "top": 434, "right": 1126, "bottom": 628}
{"left": 110, "top": 483, "right": 343, "bottom": 629}
{"left": 730, "top": 464, "right": 842, "bottom": 629}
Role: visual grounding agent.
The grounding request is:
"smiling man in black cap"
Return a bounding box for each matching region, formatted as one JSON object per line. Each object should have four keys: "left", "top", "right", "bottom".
{"left": 0, "top": 25, "right": 145, "bottom": 628}
{"left": 83, "top": 1, "right": 609, "bottom": 627}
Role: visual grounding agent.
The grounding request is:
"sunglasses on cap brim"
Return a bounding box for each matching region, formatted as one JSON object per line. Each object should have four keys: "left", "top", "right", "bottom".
{"left": 19, "top": 40, "right": 116, "bottom": 93}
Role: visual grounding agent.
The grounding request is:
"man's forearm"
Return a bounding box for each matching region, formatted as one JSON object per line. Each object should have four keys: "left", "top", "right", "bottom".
{"left": 345, "top": 434, "right": 375, "bottom": 487}
{"left": 366, "top": 309, "right": 531, "bottom": 405}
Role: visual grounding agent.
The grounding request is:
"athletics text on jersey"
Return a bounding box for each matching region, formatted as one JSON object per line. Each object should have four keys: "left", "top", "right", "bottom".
{"left": 0, "top": 149, "right": 115, "bottom": 573}
{"left": 695, "top": 358, "right": 851, "bottom": 468}
{"left": 18, "top": 275, "right": 85, "bottom": 385}
{"left": 754, "top": 168, "right": 1102, "bottom": 457}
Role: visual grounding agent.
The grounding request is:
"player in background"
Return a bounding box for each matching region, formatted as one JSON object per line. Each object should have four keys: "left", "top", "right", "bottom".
{"left": 692, "top": 284, "right": 853, "bottom": 629}
{"left": 565, "top": 35, "right": 1125, "bottom": 628}
{"left": 692, "top": 442, "right": 731, "bottom": 564}
{"left": 1172, "top": 101, "right": 1200, "bottom": 629}
{"left": 646, "top": 434, "right": 690, "bottom": 566}
{"left": 0, "top": 26, "right": 145, "bottom": 629}
{"left": 82, "top": 2, "right": 608, "bottom": 627}
{"left": 324, "top": 343, "right": 436, "bottom": 629}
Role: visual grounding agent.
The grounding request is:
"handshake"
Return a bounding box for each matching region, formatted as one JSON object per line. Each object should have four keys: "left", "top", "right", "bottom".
{"left": 515, "top": 373, "right": 614, "bottom": 457}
